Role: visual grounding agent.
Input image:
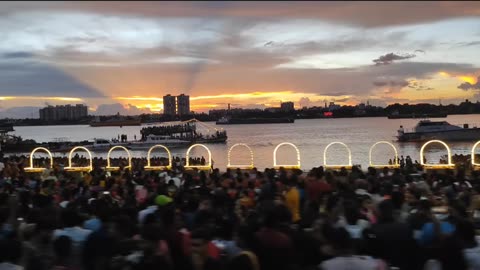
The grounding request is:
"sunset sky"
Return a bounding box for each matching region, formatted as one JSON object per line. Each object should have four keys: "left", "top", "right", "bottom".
{"left": 0, "top": 1, "right": 480, "bottom": 117}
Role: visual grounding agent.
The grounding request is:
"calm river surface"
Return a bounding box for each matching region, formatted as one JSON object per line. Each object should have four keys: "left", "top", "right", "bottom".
{"left": 8, "top": 115, "right": 480, "bottom": 170}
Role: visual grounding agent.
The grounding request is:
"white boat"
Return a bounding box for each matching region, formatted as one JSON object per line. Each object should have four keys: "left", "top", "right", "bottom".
{"left": 128, "top": 134, "right": 191, "bottom": 149}
{"left": 88, "top": 138, "right": 125, "bottom": 150}
{"left": 397, "top": 120, "right": 480, "bottom": 142}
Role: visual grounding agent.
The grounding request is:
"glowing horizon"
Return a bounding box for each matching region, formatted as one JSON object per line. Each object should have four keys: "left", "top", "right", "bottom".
{"left": 0, "top": 1, "right": 479, "bottom": 117}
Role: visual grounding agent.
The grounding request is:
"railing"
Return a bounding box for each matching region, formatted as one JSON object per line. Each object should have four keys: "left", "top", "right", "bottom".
{"left": 23, "top": 140, "right": 480, "bottom": 173}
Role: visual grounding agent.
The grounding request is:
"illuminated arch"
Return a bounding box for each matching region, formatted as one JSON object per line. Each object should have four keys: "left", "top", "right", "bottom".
{"left": 227, "top": 143, "right": 254, "bottom": 169}
{"left": 369, "top": 141, "right": 400, "bottom": 168}
{"left": 471, "top": 141, "right": 480, "bottom": 169}
{"left": 323, "top": 142, "right": 352, "bottom": 169}
{"left": 25, "top": 147, "right": 53, "bottom": 173}
{"left": 420, "top": 140, "right": 455, "bottom": 169}
{"left": 185, "top": 144, "right": 212, "bottom": 171}
{"left": 273, "top": 142, "right": 301, "bottom": 169}
{"left": 144, "top": 145, "right": 172, "bottom": 171}
{"left": 64, "top": 146, "right": 93, "bottom": 172}
{"left": 106, "top": 146, "right": 132, "bottom": 171}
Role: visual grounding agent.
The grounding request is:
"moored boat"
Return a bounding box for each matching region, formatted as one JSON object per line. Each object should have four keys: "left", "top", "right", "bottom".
{"left": 397, "top": 120, "right": 480, "bottom": 142}
{"left": 90, "top": 114, "right": 141, "bottom": 127}
{"left": 216, "top": 116, "right": 295, "bottom": 125}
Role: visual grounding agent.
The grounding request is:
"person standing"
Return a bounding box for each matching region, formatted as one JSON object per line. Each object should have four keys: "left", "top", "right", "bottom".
{"left": 284, "top": 178, "right": 301, "bottom": 223}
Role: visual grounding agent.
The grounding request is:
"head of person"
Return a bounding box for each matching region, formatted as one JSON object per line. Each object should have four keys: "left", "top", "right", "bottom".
{"left": 329, "top": 227, "right": 354, "bottom": 256}
{"left": 60, "top": 208, "right": 81, "bottom": 228}
{"left": 190, "top": 228, "right": 212, "bottom": 259}
{"left": 53, "top": 235, "right": 72, "bottom": 262}
{"left": 377, "top": 199, "right": 395, "bottom": 224}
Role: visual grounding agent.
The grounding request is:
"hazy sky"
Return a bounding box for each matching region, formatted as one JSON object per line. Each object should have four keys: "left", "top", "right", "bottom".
{"left": 0, "top": 1, "right": 480, "bottom": 116}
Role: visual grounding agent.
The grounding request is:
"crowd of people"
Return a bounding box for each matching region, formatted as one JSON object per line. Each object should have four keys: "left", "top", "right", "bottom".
{"left": 0, "top": 151, "right": 480, "bottom": 270}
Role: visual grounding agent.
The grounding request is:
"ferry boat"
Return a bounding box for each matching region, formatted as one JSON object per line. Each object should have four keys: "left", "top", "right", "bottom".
{"left": 90, "top": 115, "right": 141, "bottom": 127}
{"left": 397, "top": 120, "right": 480, "bottom": 142}
{"left": 216, "top": 116, "right": 295, "bottom": 125}
{"left": 128, "top": 134, "right": 190, "bottom": 149}
{"left": 388, "top": 111, "right": 448, "bottom": 119}
{"left": 140, "top": 119, "right": 227, "bottom": 144}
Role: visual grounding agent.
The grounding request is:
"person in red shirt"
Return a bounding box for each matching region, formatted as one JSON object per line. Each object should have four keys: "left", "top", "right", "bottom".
{"left": 307, "top": 174, "right": 332, "bottom": 203}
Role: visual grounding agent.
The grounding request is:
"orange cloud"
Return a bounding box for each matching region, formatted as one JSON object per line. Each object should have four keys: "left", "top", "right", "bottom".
{"left": 438, "top": 71, "right": 477, "bottom": 84}
{"left": 114, "top": 91, "right": 353, "bottom": 112}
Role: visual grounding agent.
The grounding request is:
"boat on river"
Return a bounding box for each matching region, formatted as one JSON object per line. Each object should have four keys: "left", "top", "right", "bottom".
{"left": 397, "top": 120, "right": 480, "bottom": 142}
{"left": 216, "top": 116, "right": 295, "bottom": 125}
{"left": 90, "top": 114, "right": 141, "bottom": 127}
{"left": 140, "top": 119, "right": 227, "bottom": 144}
{"left": 388, "top": 112, "right": 448, "bottom": 119}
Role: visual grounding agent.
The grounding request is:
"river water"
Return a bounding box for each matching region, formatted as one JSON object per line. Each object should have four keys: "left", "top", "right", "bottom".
{"left": 7, "top": 115, "right": 480, "bottom": 170}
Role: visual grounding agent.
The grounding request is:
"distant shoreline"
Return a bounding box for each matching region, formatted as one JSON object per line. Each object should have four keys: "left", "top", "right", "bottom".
{"left": 4, "top": 112, "right": 480, "bottom": 127}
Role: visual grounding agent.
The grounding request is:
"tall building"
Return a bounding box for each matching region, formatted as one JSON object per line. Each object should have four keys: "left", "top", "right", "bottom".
{"left": 39, "top": 104, "right": 88, "bottom": 121}
{"left": 177, "top": 94, "right": 190, "bottom": 116}
{"left": 280, "top": 101, "right": 295, "bottom": 112}
{"left": 163, "top": 94, "right": 176, "bottom": 116}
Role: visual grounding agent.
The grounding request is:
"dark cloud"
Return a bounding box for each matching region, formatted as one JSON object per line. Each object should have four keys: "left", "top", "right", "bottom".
{"left": 0, "top": 61, "right": 105, "bottom": 97}
{"left": 458, "top": 41, "right": 480, "bottom": 47}
{"left": 372, "top": 52, "right": 416, "bottom": 65}
{"left": 414, "top": 49, "right": 426, "bottom": 54}
{"left": 407, "top": 80, "right": 435, "bottom": 91}
{"left": 373, "top": 78, "right": 410, "bottom": 88}
{"left": 458, "top": 76, "right": 480, "bottom": 91}
{"left": 2, "top": 52, "right": 35, "bottom": 59}
{"left": 1, "top": 2, "right": 479, "bottom": 28}
{"left": 0, "top": 106, "right": 40, "bottom": 119}
{"left": 335, "top": 98, "right": 349, "bottom": 103}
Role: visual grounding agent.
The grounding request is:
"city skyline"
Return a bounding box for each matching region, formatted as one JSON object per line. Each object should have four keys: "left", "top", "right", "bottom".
{"left": 0, "top": 1, "right": 480, "bottom": 117}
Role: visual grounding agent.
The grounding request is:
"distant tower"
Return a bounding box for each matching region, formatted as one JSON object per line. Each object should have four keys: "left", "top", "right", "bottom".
{"left": 228, "top": 103, "right": 231, "bottom": 110}
{"left": 177, "top": 94, "right": 190, "bottom": 116}
{"left": 163, "top": 94, "right": 176, "bottom": 116}
{"left": 367, "top": 100, "right": 370, "bottom": 107}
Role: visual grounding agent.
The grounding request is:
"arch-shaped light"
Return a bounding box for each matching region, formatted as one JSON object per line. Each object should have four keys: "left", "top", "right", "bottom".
{"left": 25, "top": 147, "right": 53, "bottom": 173}
{"left": 106, "top": 146, "right": 132, "bottom": 171}
{"left": 369, "top": 141, "right": 400, "bottom": 168}
{"left": 472, "top": 141, "right": 480, "bottom": 169}
{"left": 64, "top": 146, "right": 93, "bottom": 172}
{"left": 273, "top": 142, "right": 301, "bottom": 169}
{"left": 227, "top": 143, "right": 254, "bottom": 169}
{"left": 185, "top": 144, "right": 212, "bottom": 171}
{"left": 323, "top": 142, "right": 352, "bottom": 169}
{"left": 420, "top": 140, "right": 455, "bottom": 169}
{"left": 144, "top": 144, "right": 172, "bottom": 171}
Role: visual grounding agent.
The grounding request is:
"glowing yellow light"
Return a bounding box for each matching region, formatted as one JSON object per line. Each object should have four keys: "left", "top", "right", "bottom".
{"left": 438, "top": 71, "right": 450, "bottom": 77}
{"left": 185, "top": 144, "right": 212, "bottom": 171}
{"left": 227, "top": 143, "right": 254, "bottom": 169}
{"left": 64, "top": 146, "right": 93, "bottom": 172}
{"left": 369, "top": 141, "right": 400, "bottom": 168}
{"left": 459, "top": 76, "right": 477, "bottom": 84}
{"left": 420, "top": 140, "right": 455, "bottom": 169}
{"left": 471, "top": 141, "right": 480, "bottom": 170}
{"left": 25, "top": 147, "right": 53, "bottom": 173}
{"left": 144, "top": 145, "right": 172, "bottom": 171}
{"left": 106, "top": 146, "right": 132, "bottom": 171}
{"left": 323, "top": 142, "right": 352, "bottom": 169}
{"left": 273, "top": 142, "right": 301, "bottom": 169}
